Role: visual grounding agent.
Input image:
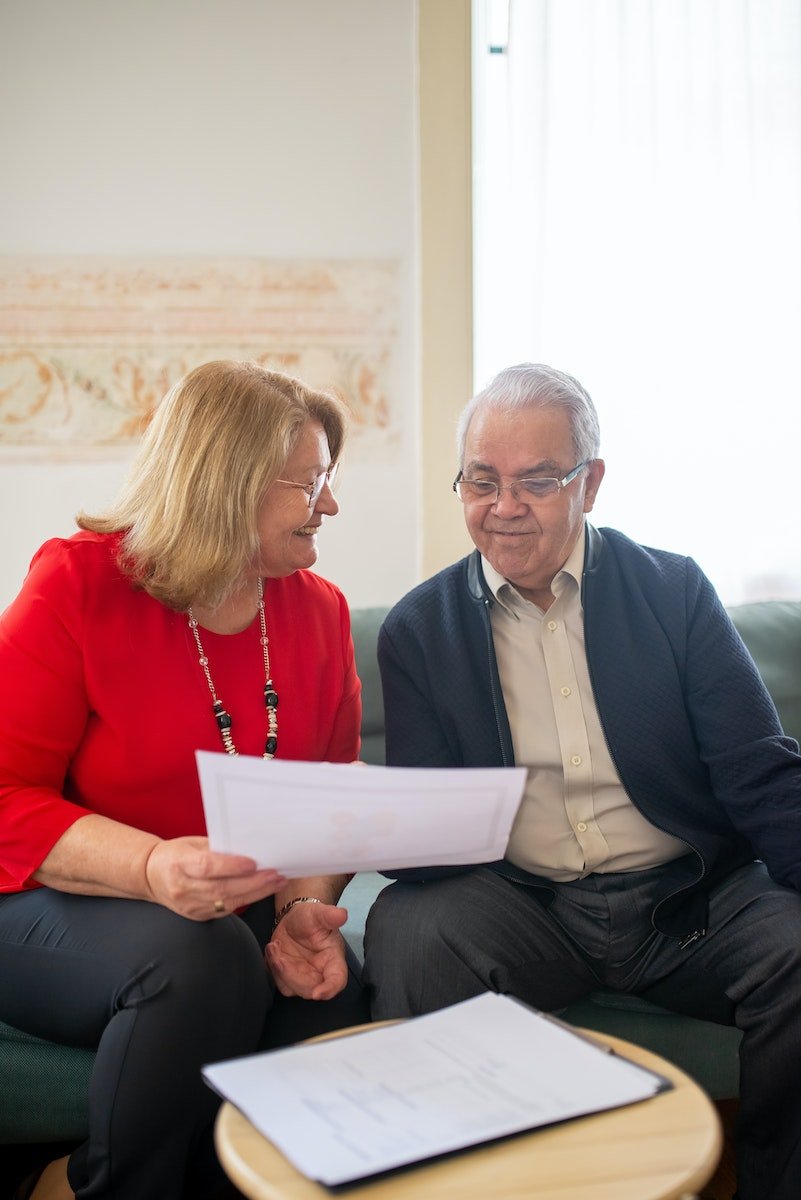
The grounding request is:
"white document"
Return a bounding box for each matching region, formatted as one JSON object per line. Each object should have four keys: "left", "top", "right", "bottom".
{"left": 203, "top": 992, "right": 669, "bottom": 1187}
{"left": 197, "top": 753, "right": 526, "bottom": 875}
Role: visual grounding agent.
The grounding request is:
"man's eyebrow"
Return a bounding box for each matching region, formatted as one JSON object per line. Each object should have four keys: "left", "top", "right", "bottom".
{"left": 465, "top": 458, "right": 562, "bottom": 476}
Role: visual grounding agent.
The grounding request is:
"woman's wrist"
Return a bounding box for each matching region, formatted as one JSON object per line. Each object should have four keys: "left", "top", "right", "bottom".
{"left": 142, "top": 839, "right": 164, "bottom": 901}
{"left": 272, "top": 895, "right": 322, "bottom": 930}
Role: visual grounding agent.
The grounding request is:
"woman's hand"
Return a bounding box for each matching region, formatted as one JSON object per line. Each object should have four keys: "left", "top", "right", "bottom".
{"left": 144, "top": 836, "right": 287, "bottom": 921}
{"left": 265, "top": 901, "right": 349, "bottom": 1000}
{"left": 33, "top": 814, "right": 286, "bottom": 918}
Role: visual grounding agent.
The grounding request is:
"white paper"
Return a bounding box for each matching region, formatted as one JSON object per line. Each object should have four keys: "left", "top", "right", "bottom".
{"left": 197, "top": 753, "right": 526, "bottom": 875}
{"left": 203, "top": 992, "right": 668, "bottom": 1186}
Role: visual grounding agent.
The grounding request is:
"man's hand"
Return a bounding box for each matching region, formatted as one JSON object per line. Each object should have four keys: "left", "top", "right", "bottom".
{"left": 265, "top": 900, "right": 349, "bottom": 1000}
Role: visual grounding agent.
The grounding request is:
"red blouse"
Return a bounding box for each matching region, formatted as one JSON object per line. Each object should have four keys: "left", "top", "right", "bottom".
{"left": 0, "top": 532, "right": 361, "bottom": 891}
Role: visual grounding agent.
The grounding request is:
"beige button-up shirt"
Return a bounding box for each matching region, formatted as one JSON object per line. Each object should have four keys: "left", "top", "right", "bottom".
{"left": 484, "top": 523, "right": 688, "bottom": 881}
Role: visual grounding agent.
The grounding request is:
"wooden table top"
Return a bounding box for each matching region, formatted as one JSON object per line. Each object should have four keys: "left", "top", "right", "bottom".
{"left": 214, "top": 1026, "right": 722, "bottom": 1200}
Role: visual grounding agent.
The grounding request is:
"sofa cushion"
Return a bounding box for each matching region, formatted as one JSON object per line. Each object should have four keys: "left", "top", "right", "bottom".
{"left": 559, "top": 996, "right": 742, "bottom": 1099}
{"left": 0, "top": 1020, "right": 92, "bottom": 1143}
{"left": 351, "top": 607, "right": 387, "bottom": 765}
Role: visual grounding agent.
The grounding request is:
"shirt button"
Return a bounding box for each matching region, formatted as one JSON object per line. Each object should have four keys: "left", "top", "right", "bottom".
{"left": 548, "top": 620, "right": 558, "bottom": 631}
{"left": 561, "top": 686, "right": 571, "bottom": 697}
{"left": 571, "top": 755, "right": 582, "bottom": 766}
{"left": 576, "top": 821, "right": 588, "bottom": 833}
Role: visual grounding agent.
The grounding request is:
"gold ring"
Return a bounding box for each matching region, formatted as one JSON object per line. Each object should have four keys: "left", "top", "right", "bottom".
{"left": 213, "top": 899, "right": 226, "bottom": 914}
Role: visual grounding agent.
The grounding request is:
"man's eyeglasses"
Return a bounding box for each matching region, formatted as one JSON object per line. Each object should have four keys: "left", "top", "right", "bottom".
{"left": 274, "top": 464, "right": 339, "bottom": 509}
{"left": 453, "top": 461, "right": 591, "bottom": 506}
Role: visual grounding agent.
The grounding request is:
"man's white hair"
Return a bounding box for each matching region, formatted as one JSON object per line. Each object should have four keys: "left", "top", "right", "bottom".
{"left": 456, "top": 363, "right": 601, "bottom": 469}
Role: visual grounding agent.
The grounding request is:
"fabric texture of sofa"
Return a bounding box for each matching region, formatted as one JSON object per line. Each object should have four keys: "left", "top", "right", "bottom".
{"left": 1, "top": 599, "right": 799, "bottom": 1143}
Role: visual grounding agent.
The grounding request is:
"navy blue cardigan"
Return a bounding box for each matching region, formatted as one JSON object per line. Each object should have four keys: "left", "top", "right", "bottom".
{"left": 378, "top": 526, "right": 801, "bottom": 939}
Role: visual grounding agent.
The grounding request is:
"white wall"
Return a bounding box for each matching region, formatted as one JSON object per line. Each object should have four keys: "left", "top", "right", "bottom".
{"left": 0, "top": 0, "right": 419, "bottom": 609}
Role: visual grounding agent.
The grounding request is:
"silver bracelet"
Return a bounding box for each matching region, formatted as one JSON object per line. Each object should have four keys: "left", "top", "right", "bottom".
{"left": 272, "top": 895, "right": 322, "bottom": 930}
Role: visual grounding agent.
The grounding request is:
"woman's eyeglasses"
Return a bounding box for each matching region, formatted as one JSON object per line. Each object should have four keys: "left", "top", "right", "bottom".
{"left": 274, "top": 464, "right": 339, "bottom": 509}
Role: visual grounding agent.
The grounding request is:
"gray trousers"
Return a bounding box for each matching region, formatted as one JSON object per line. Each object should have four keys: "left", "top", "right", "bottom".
{"left": 364, "top": 860, "right": 801, "bottom": 1200}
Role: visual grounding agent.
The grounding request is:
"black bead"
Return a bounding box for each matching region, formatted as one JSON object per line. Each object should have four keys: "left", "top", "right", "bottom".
{"left": 213, "top": 702, "right": 233, "bottom": 731}
{"left": 264, "top": 687, "right": 279, "bottom": 709}
{"left": 265, "top": 735, "right": 278, "bottom": 755}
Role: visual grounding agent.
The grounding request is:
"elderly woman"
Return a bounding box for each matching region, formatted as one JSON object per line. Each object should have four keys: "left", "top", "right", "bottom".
{"left": 0, "top": 361, "right": 368, "bottom": 1200}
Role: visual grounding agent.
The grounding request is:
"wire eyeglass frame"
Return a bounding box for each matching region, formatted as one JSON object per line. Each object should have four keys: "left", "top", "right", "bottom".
{"left": 453, "top": 460, "right": 591, "bottom": 505}
{"left": 274, "top": 464, "right": 339, "bottom": 509}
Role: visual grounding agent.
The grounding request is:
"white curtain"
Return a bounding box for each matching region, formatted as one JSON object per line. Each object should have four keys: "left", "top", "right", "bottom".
{"left": 473, "top": 0, "right": 801, "bottom": 604}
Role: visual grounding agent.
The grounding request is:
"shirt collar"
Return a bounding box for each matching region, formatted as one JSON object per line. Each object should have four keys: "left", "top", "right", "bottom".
{"left": 481, "top": 521, "right": 588, "bottom": 616}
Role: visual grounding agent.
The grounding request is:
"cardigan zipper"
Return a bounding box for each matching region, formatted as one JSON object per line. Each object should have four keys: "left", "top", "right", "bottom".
{"left": 482, "top": 595, "right": 513, "bottom": 767}
{"left": 582, "top": 601, "right": 709, "bottom": 941}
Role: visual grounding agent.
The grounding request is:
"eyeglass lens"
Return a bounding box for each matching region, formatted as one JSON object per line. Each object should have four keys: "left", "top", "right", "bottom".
{"left": 310, "top": 465, "right": 338, "bottom": 505}
{"left": 457, "top": 478, "right": 561, "bottom": 503}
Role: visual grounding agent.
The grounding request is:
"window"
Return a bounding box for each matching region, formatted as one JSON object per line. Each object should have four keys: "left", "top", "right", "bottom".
{"left": 473, "top": 0, "right": 801, "bottom": 603}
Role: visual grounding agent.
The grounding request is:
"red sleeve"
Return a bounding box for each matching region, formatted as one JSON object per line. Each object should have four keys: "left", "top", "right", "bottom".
{"left": 0, "top": 542, "right": 365, "bottom": 888}
{"left": 0, "top": 539, "right": 95, "bottom": 890}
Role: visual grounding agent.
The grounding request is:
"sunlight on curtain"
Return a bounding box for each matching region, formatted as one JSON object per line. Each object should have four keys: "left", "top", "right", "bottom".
{"left": 473, "top": 0, "right": 801, "bottom": 603}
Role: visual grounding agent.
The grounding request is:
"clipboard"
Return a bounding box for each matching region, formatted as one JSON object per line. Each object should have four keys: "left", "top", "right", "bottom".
{"left": 203, "top": 992, "right": 672, "bottom": 1188}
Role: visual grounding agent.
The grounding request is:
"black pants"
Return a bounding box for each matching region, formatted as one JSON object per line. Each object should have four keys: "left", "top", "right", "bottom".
{"left": 0, "top": 889, "right": 369, "bottom": 1199}
{"left": 365, "top": 860, "right": 801, "bottom": 1200}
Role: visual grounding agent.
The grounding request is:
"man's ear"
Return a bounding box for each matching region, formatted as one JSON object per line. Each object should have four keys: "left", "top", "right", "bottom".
{"left": 583, "top": 459, "right": 606, "bottom": 512}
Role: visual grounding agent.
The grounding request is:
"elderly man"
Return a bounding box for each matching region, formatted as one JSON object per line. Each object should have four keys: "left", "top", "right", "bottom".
{"left": 363, "top": 363, "right": 801, "bottom": 1200}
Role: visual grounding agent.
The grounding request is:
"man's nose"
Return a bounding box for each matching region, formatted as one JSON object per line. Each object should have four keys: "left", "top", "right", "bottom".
{"left": 491, "top": 484, "right": 528, "bottom": 515}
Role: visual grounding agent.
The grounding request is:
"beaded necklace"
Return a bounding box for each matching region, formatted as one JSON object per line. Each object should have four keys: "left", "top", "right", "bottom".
{"left": 187, "top": 577, "right": 279, "bottom": 759}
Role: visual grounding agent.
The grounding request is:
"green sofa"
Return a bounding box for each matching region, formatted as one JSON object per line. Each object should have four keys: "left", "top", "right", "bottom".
{"left": 1, "top": 600, "right": 799, "bottom": 1143}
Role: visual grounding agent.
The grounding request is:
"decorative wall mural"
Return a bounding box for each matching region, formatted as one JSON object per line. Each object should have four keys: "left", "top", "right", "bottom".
{"left": 0, "top": 257, "right": 398, "bottom": 457}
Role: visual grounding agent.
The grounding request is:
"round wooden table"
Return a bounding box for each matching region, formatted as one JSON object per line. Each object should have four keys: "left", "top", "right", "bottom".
{"left": 214, "top": 1026, "right": 722, "bottom": 1200}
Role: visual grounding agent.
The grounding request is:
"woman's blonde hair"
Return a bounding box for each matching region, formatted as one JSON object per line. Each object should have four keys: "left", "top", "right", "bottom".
{"left": 79, "top": 360, "right": 348, "bottom": 609}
